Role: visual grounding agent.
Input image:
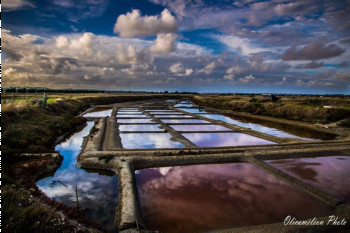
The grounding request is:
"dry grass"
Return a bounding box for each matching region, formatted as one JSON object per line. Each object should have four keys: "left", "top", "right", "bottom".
{"left": 193, "top": 95, "right": 350, "bottom": 124}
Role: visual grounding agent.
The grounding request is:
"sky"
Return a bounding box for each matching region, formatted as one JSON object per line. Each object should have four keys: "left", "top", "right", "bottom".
{"left": 2, "top": 0, "right": 350, "bottom": 94}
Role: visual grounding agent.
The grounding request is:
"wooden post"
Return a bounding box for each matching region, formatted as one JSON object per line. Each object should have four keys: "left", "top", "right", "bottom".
{"left": 75, "top": 185, "right": 80, "bottom": 214}
{"left": 12, "top": 93, "right": 14, "bottom": 101}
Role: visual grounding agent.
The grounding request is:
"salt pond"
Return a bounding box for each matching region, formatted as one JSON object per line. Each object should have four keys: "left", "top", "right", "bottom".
{"left": 36, "top": 122, "right": 118, "bottom": 232}
{"left": 266, "top": 156, "right": 350, "bottom": 202}
{"left": 135, "top": 163, "right": 332, "bottom": 232}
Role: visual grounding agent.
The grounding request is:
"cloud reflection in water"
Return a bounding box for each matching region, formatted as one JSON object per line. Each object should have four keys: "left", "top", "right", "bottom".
{"left": 182, "top": 132, "right": 275, "bottom": 147}
{"left": 135, "top": 163, "right": 332, "bottom": 233}
{"left": 266, "top": 156, "right": 350, "bottom": 202}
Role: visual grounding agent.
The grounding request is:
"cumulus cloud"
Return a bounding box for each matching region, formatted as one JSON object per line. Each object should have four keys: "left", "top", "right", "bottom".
{"left": 114, "top": 9, "right": 177, "bottom": 37}
{"left": 198, "top": 61, "right": 217, "bottom": 75}
{"left": 117, "top": 44, "right": 154, "bottom": 64}
{"left": 239, "top": 74, "right": 256, "bottom": 83}
{"left": 224, "top": 65, "right": 246, "bottom": 80}
{"left": 56, "top": 36, "right": 70, "bottom": 48}
{"left": 282, "top": 38, "right": 345, "bottom": 60}
{"left": 54, "top": 33, "right": 95, "bottom": 58}
{"left": 2, "top": 0, "right": 34, "bottom": 11}
{"left": 150, "top": 33, "right": 177, "bottom": 54}
{"left": 295, "top": 61, "right": 324, "bottom": 69}
{"left": 169, "top": 62, "right": 193, "bottom": 76}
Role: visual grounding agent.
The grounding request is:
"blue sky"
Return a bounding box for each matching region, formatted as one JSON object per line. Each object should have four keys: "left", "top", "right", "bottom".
{"left": 2, "top": 0, "right": 350, "bottom": 94}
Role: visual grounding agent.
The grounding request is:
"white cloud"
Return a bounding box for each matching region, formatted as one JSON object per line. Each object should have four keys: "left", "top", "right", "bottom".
{"left": 69, "top": 33, "right": 94, "bottom": 51}
{"left": 224, "top": 74, "right": 235, "bottom": 80}
{"left": 239, "top": 74, "right": 256, "bottom": 83}
{"left": 226, "top": 66, "right": 245, "bottom": 75}
{"left": 56, "top": 36, "right": 70, "bottom": 48}
{"left": 169, "top": 62, "right": 193, "bottom": 76}
{"left": 214, "top": 35, "right": 268, "bottom": 56}
{"left": 114, "top": 9, "right": 177, "bottom": 37}
{"left": 117, "top": 44, "right": 153, "bottom": 64}
{"left": 150, "top": 33, "right": 177, "bottom": 54}
{"left": 2, "top": 0, "right": 34, "bottom": 11}
{"left": 4, "top": 68, "right": 18, "bottom": 76}
{"left": 198, "top": 61, "right": 217, "bottom": 75}
{"left": 223, "top": 65, "right": 246, "bottom": 80}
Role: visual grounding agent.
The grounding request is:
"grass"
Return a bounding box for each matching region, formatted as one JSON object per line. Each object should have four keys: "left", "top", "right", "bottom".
{"left": 2, "top": 93, "right": 186, "bottom": 232}
{"left": 192, "top": 95, "right": 350, "bottom": 124}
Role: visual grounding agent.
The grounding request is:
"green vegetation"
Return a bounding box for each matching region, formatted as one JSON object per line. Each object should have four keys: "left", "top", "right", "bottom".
{"left": 192, "top": 95, "right": 350, "bottom": 124}
{"left": 2, "top": 93, "right": 186, "bottom": 232}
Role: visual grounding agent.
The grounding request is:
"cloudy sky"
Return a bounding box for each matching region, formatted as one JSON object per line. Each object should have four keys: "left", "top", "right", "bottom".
{"left": 2, "top": 0, "right": 350, "bottom": 94}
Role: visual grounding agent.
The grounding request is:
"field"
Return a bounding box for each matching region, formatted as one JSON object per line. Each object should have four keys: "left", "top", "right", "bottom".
{"left": 2, "top": 93, "right": 350, "bottom": 232}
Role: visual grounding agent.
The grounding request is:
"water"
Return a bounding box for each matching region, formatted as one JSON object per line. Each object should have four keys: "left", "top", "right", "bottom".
{"left": 147, "top": 110, "right": 175, "bottom": 112}
{"left": 174, "top": 103, "right": 195, "bottom": 107}
{"left": 117, "top": 112, "right": 143, "bottom": 114}
{"left": 199, "top": 114, "right": 315, "bottom": 140}
{"left": 182, "top": 132, "right": 275, "bottom": 147}
{"left": 116, "top": 114, "right": 149, "bottom": 118}
{"left": 153, "top": 115, "right": 193, "bottom": 118}
{"left": 118, "top": 108, "right": 139, "bottom": 111}
{"left": 170, "top": 124, "right": 232, "bottom": 132}
{"left": 117, "top": 119, "right": 154, "bottom": 123}
{"left": 148, "top": 112, "right": 183, "bottom": 115}
{"left": 135, "top": 163, "right": 332, "bottom": 233}
{"left": 118, "top": 124, "right": 164, "bottom": 132}
{"left": 161, "top": 119, "right": 211, "bottom": 124}
{"left": 36, "top": 122, "right": 118, "bottom": 232}
{"left": 120, "top": 133, "right": 184, "bottom": 149}
{"left": 178, "top": 108, "right": 207, "bottom": 114}
{"left": 83, "top": 107, "right": 113, "bottom": 117}
{"left": 266, "top": 156, "right": 350, "bottom": 202}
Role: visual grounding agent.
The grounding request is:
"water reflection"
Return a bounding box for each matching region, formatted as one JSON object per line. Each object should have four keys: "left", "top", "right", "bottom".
{"left": 147, "top": 110, "right": 174, "bottom": 112}
{"left": 200, "top": 114, "right": 314, "bottom": 140}
{"left": 120, "top": 133, "right": 184, "bottom": 149}
{"left": 118, "top": 108, "right": 138, "bottom": 111}
{"left": 178, "top": 108, "right": 207, "bottom": 114}
{"left": 170, "top": 124, "right": 232, "bottom": 131}
{"left": 135, "top": 163, "right": 332, "bottom": 233}
{"left": 174, "top": 103, "right": 195, "bottom": 107}
{"left": 36, "top": 122, "right": 118, "bottom": 232}
{"left": 117, "top": 112, "right": 143, "bottom": 114}
{"left": 182, "top": 132, "right": 275, "bottom": 147}
{"left": 83, "top": 108, "right": 113, "bottom": 117}
{"left": 119, "top": 124, "right": 164, "bottom": 132}
{"left": 149, "top": 112, "right": 183, "bottom": 114}
{"left": 162, "top": 119, "right": 210, "bottom": 124}
{"left": 266, "top": 156, "right": 350, "bottom": 202}
{"left": 117, "top": 119, "right": 154, "bottom": 123}
{"left": 154, "top": 115, "right": 193, "bottom": 118}
{"left": 116, "top": 114, "right": 148, "bottom": 118}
